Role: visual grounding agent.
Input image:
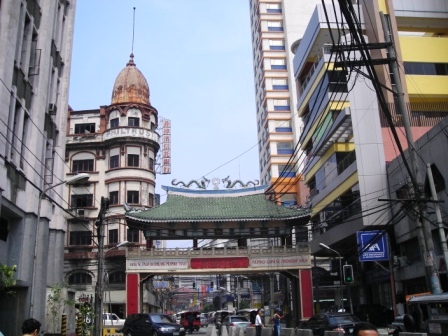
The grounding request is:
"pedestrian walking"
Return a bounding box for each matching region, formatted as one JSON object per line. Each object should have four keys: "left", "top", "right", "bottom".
{"left": 272, "top": 308, "right": 286, "bottom": 336}
{"left": 255, "top": 309, "right": 264, "bottom": 336}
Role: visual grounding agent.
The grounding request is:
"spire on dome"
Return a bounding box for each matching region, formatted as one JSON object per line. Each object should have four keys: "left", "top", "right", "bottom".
{"left": 127, "top": 53, "right": 135, "bottom": 66}
{"left": 111, "top": 54, "right": 150, "bottom": 105}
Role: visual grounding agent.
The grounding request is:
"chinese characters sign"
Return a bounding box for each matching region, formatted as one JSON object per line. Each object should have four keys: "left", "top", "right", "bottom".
{"left": 159, "top": 118, "right": 171, "bottom": 174}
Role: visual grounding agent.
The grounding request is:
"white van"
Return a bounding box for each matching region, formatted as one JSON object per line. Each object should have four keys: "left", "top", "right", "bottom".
{"left": 102, "top": 313, "right": 126, "bottom": 330}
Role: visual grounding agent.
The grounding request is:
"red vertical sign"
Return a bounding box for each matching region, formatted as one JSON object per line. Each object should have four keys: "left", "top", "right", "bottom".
{"left": 299, "top": 269, "right": 314, "bottom": 319}
{"left": 127, "top": 273, "right": 139, "bottom": 315}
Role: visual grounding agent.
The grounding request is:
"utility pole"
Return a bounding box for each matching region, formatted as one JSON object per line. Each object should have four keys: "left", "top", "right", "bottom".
{"left": 380, "top": 13, "right": 442, "bottom": 294}
{"left": 93, "top": 197, "right": 109, "bottom": 336}
{"left": 427, "top": 164, "right": 448, "bottom": 271}
{"left": 236, "top": 276, "right": 241, "bottom": 311}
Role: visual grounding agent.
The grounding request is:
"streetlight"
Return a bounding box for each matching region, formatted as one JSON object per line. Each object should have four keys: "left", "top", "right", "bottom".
{"left": 30, "top": 173, "right": 90, "bottom": 318}
{"left": 319, "top": 243, "right": 344, "bottom": 310}
{"left": 106, "top": 240, "right": 129, "bottom": 251}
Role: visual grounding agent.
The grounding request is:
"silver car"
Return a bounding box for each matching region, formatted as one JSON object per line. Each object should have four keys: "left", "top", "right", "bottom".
{"left": 221, "top": 315, "right": 251, "bottom": 334}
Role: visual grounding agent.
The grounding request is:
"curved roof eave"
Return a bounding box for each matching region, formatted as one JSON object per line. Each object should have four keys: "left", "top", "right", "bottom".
{"left": 125, "top": 213, "right": 311, "bottom": 224}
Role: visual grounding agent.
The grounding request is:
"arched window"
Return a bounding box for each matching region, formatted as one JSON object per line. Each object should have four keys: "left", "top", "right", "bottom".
{"left": 68, "top": 272, "right": 92, "bottom": 285}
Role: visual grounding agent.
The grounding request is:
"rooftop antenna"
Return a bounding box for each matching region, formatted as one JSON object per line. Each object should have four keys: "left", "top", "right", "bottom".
{"left": 132, "top": 7, "right": 136, "bottom": 54}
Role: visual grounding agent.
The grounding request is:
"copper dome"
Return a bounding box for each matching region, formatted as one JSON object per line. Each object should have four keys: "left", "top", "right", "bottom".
{"left": 111, "top": 54, "right": 150, "bottom": 105}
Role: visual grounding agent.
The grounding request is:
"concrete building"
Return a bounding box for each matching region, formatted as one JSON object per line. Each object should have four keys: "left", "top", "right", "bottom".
{"left": 0, "top": 0, "right": 77, "bottom": 333}
{"left": 292, "top": 0, "right": 448, "bottom": 312}
{"left": 388, "top": 117, "right": 448, "bottom": 305}
{"left": 64, "top": 53, "right": 163, "bottom": 317}
{"left": 248, "top": 0, "right": 320, "bottom": 207}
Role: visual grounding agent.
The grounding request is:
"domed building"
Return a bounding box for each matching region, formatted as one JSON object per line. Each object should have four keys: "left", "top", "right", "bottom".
{"left": 64, "top": 54, "right": 163, "bottom": 316}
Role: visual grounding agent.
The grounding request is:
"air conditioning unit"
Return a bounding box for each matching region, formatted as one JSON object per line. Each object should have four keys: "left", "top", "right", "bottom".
{"left": 77, "top": 209, "right": 85, "bottom": 217}
{"left": 48, "top": 103, "right": 57, "bottom": 115}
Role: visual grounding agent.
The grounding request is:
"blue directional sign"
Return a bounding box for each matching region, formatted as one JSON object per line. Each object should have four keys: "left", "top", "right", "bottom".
{"left": 357, "top": 230, "right": 389, "bottom": 262}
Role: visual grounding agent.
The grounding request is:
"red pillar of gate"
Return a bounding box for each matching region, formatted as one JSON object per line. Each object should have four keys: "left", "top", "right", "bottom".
{"left": 299, "top": 269, "right": 314, "bottom": 319}
{"left": 127, "top": 273, "right": 139, "bottom": 315}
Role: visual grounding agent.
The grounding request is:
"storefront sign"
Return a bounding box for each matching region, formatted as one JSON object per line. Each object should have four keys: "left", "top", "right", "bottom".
{"left": 250, "top": 255, "right": 310, "bottom": 268}
{"left": 127, "top": 258, "right": 189, "bottom": 270}
{"left": 190, "top": 257, "right": 249, "bottom": 269}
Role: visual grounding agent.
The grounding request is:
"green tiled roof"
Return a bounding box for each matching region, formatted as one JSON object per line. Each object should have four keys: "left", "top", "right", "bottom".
{"left": 125, "top": 192, "right": 310, "bottom": 223}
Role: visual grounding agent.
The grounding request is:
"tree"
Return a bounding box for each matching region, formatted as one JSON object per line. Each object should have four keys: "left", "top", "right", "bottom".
{"left": 0, "top": 263, "right": 17, "bottom": 295}
{"left": 46, "top": 283, "right": 75, "bottom": 334}
{"left": 78, "top": 302, "right": 95, "bottom": 336}
{"left": 239, "top": 299, "right": 251, "bottom": 310}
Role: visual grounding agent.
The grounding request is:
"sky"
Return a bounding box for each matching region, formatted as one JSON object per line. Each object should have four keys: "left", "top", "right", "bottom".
{"left": 69, "top": 1, "right": 260, "bottom": 248}
{"left": 69, "top": 0, "right": 260, "bottom": 205}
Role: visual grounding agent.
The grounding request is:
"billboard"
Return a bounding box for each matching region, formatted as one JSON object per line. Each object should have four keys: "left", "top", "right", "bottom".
{"left": 357, "top": 230, "right": 389, "bottom": 261}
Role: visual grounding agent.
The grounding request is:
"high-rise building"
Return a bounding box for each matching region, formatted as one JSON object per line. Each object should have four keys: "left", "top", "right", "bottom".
{"left": 0, "top": 0, "right": 77, "bottom": 333}
{"left": 292, "top": 0, "right": 448, "bottom": 309}
{"left": 248, "top": 0, "right": 320, "bottom": 207}
{"left": 64, "top": 53, "right": 163, "bottom": 316}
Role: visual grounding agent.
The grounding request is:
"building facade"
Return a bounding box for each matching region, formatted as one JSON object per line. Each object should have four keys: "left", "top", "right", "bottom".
{"left": 388, "top": 117, "right": 448, "bottom": 308}
{"left": 292, "top": 0, "right": 448, "bottom": 312}
{"left": 248, "top": 0, "right": 320, "bottom": 207}
{"left": 64, "top": 54, "right": 163, "bottom": 317}
{"left": 0, "top": 0, "right": 77, "bottom": 333}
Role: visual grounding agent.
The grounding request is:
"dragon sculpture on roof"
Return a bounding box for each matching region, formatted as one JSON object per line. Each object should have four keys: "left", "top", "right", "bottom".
{"left": 222, "top": 176, "right": 260, "bottom": 189}
{"left": 171, "top": 177, "right": 210, "bottom": 189}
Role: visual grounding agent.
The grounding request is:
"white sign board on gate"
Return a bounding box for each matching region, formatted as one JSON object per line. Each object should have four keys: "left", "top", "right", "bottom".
{"left": 250, "top": 255, "right": 310, "bottom": 268}
{"left": 127, "top": 259, "right": 189, "bottom": 270}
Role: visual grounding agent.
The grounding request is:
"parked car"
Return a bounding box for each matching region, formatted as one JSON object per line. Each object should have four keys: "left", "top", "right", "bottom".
{"left": 221, "top": 315, "right": 252, "bottom": 334}
{"left": 200, "top": 313, "right": 208, "bottom": 327}
{"left": 122, "top": 313, "right": 186, "bottom": 336}
{"left": 299, "top": 312, "right": 361, "bottom": 336}
{"left": 102, "top": 313, "right": 125, "bottom": 330}
{"left": 390, "top": 292, "right": 448, "bottom": 336}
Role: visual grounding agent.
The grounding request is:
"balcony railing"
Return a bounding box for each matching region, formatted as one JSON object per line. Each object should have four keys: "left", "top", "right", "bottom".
{"left": 299, "top": 45, "right": 333, "bottom": 95}
{"left": 337, "top": 151, "right": 357, "bottom": 175}
{"left": 325, "top": 198, "right": 362, "bottom": 229}
{"left": 67, "top": 127, "right": 160, "bottom": 144}
{"left": 103, "top": 127, "right": 159, "bottom": 142}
